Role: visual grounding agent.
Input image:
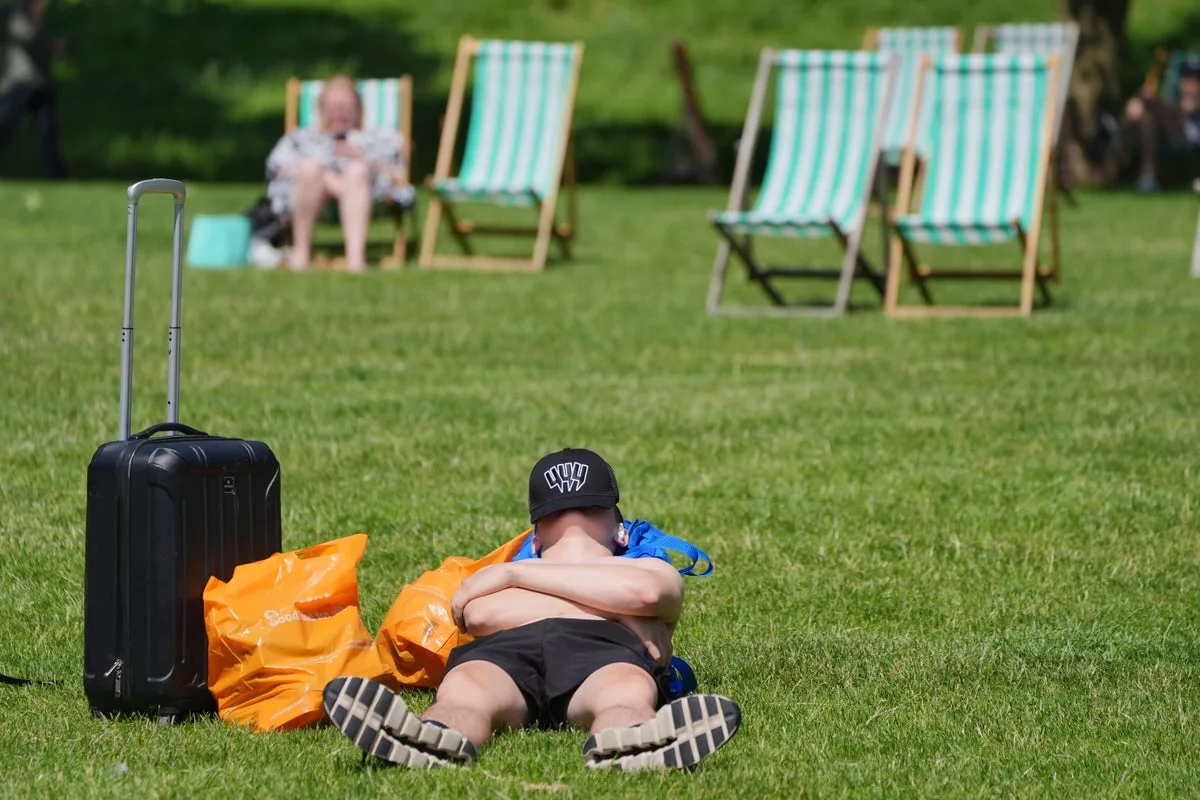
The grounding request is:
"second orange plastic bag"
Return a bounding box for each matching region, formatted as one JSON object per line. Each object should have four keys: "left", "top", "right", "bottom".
{"left": 375, "top": 531, "right": 531, "bottom": 688}
{"left": 203, "top": 533, "right": 391, "bottom": 732}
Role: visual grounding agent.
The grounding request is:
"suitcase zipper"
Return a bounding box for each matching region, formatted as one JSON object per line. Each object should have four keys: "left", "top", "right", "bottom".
{"left": 104, "top": 659, "right": 124, "bottom": 698}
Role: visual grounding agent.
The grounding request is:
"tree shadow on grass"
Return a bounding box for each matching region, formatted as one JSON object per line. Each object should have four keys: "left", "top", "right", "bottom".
{"left": 13, "top": 1, "right": 1193, "bottom": 188}
{"left": 0, "top": 0, "right": 446, "bottom": 183}
{"left": 0, "top": 0, "right": 774, "bottom": 187}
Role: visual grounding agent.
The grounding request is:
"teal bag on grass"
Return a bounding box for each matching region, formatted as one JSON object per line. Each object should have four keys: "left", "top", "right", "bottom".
{"left": 186, "top": 215, "right": 252, "bottom": 269}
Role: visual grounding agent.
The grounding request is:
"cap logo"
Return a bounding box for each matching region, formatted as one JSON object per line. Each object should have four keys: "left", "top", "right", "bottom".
{"left": 545, "top": 462, "right": 588, "bottom": 493}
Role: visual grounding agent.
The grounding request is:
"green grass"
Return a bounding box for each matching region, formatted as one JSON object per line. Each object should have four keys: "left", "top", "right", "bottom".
{"left": 1, "top": 181, "right": 1199, "bottom": 798}
{"left": 2, "top": 0, "right": 1195, "bottom": 183}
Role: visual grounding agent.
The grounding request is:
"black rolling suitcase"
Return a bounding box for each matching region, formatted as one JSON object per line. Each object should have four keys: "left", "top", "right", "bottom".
{"left": 83, "top": 179, "right": 283, "bottom": 723}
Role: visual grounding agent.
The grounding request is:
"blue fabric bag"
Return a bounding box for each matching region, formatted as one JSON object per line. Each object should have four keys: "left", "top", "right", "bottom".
{"left": 186, "top": 214, "right": 252, "bottom": 269}
{"left": 512, "top": 519, "right": 712, "bottom": 699}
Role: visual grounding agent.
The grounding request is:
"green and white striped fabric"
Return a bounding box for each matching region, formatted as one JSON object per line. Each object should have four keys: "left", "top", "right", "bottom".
{"left": 1162, "top": 50, "right": 1200, "bottom": 103}
{"left": 714, "top": 51, "right": 894, "bottom": 238}
{"left": 894, "top": 54, "right": 1055, "bottom": 245}
{"left": 875, "top": 26, "right": 960, "bottom": 157}
{"left": 990, "top": 23, "right": 1078, "bottom": 136}
{"left": 297, "top": 78, "right": 405, "bottom": 132}
{"left": 434, "top": 40, "right": 581, "bottom": 207}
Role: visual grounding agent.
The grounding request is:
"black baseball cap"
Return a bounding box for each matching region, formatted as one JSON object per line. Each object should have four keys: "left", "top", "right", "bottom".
{"left": 528, "top": 448, "right": 622, "bottom": 524}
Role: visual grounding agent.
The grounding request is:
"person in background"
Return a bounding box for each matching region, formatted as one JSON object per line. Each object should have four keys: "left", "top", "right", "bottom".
{"left": 1122, "top": 54, "right": 1200, "bottom": 192}
{"left": 0, "top": 0, "right": 68, "bottom": 178}
{"left": 264, "top": 74, "right": 408, "bottom": 272}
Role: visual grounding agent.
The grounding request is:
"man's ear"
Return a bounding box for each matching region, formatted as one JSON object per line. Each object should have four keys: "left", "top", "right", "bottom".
{"left": 614, "top": 525, "right": 629, "bottom": 548}
{"left": 531, "top": 535, "right": 542, "bottom": 556}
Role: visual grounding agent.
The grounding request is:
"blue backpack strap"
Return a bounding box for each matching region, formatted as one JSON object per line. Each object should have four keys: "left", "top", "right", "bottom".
{"left": 621, "top": 520, "right": 713, "bottom": 577}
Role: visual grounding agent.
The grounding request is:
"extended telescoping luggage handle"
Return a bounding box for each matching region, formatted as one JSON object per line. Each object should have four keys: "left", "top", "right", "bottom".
{"left": 119, "top": 179, "right": 187, "bottom": 441}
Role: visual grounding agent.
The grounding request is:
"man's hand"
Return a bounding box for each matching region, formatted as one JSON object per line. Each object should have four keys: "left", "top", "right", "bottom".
{"left": 451, "top": 563, "right": 514, "bottom": 630}
{"left": 1125, "top": 96, "right": 1145, "bottom": 122}
{"left": 617, "top": 614, "right": 674, "bottom": 666}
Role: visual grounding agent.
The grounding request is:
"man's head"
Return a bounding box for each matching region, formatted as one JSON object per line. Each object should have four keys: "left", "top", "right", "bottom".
{"left": 527, "top": 448, "right": 626, "bottom": 556}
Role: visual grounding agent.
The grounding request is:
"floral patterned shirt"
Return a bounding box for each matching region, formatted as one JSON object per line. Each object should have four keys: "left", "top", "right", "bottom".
{"left": 264, "top": 128, "right": 413, "bottom": 215}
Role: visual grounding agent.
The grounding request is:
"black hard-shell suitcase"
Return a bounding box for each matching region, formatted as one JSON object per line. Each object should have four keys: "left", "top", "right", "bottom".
{"left": 83, "top": 179, "right": 283, "bottom": 723}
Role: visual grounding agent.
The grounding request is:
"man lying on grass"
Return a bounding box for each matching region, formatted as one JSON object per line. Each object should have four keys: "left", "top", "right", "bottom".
{"left": 323, "top": 448, "right": 741, "bottom": 772}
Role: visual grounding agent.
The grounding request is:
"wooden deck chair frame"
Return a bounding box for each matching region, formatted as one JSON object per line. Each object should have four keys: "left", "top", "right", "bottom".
{"left": 419, "top": 36, "right": 584, "bottom": 272}
{"left": 972, "top": 22, "right": 1079, "bottom": 205}
{"left": 884, "top": 54, "right": 1062, "bottom": 318}
{"left": 861, "top": 25, "right": 964, "bottom": 263}
{"left": 284, "top": 75, "right": 416, "bottom": 268}
{"left": 706, "top": 49, "right": 900, "bottom": 317}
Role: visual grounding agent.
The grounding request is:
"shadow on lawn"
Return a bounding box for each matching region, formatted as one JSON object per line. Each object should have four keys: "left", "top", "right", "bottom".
{"left": 0, "top": 0, "right": 771, "bottom": 186}
{"left": 0, "top": 0, "right": 445, "bottom": 182}
{"left": 3, "top": 1, "right": 1198, "bottom": 187}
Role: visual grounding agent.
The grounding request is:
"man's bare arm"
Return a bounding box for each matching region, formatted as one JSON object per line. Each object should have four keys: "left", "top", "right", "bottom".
{"left": 461, "top": 588, "right": 604, "bottom": 636}
{"left": 504, "top": 559, "right": 684, "bottom": 624}
{"left": 462, "top": 588, "right": 674, "bottom": 665}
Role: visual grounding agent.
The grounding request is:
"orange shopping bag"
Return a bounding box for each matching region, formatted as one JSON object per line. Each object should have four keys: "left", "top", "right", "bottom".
{"left": 375, "top": 531, "right": 531, "bottom": 688}
{"left": 203, "top": 533, "right": 390, "bottom": 732}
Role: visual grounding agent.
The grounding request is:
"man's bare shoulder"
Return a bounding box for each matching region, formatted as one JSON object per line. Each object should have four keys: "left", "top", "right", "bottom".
{"left": 531, "top": 555, "right": 683, "bottom": 581}
{"left": 608, "top": 557, "right": 686, "bottom": 589}
{"left": 621, "top": 556, "right": 682, "bottom": 576}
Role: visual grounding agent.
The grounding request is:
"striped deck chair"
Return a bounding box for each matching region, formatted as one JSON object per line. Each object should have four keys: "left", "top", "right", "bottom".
{"left": 419, "top": 36, "right": 584, "bottom": 272}
{"left": 284, "top": 76, "right": 415, "bottom": 267}
{"left": 864, "top": 26, "right": 962, "bottom": 164}
{"left": 974, "top": 22, "right": 1079, "bottom": 204}
{"left": 972, "top": 22, "right": 1078, "bottom": 141}
{"left": 707, "top": 50, "right": 899, "bottom": 317}
{"left": 884, "top": 54, "right": 1062, "bottom": 318}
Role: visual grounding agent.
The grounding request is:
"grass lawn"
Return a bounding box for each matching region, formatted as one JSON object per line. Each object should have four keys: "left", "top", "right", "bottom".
{"left": 0, "top": 181, "right": 1198, "bottom": 798}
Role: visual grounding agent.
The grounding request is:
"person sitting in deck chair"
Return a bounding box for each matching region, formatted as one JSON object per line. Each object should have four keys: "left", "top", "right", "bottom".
{"left": 323, "top": 448, "right": 742, "bottom": 772}
{"left": 264, "top": 74, "right": 409, "bottom": 272}
{"left": 1122, "top": 54, "right": 1200, "bottom": 192}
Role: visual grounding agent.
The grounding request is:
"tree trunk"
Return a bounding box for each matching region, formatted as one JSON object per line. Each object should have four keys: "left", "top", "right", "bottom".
{"left": 1061, "top": 0, "right": 1132, "bottom": 187}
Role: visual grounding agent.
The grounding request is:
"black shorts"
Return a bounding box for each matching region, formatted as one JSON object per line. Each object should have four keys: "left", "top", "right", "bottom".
{"left": 443, "top": 618, "right": 670, "bottom": 729}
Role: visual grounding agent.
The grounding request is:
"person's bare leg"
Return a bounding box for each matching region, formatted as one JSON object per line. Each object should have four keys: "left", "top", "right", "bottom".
{"left": 424, "top": 661, "right": 529, "bottom": 749}
{"left": 321, "top": 666, "right": 523, "bottom": 767}
{"left": 290, "top": 157, "right": 327, "bottom": 269}
{"left": 566, "top": 662, "right": 658, "bottom": 733}
{"left": 335, "top": 158, "right": 372, "bottom": 271}
{"left": 567, "top": 662, "right": 742, "bottom": 771}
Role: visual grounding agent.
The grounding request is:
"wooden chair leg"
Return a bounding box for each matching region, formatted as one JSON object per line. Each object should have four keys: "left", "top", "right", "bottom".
{"left": 441, "top": 203, "right": 474, "bottom": 254}
{"left": 379, "top": 206, "right": 406, "bottom": 270}
{"left": 899, "top": 235, "right": 933, "bottom": 305}
{"left": 1048, "top": 156, "right": 1061, "bottom": 283}
{"left": 418, "top": 196, "right": 445, "bottom": 267}
{"left": 530, "top": 197, "right": 558, "bottom": 270}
